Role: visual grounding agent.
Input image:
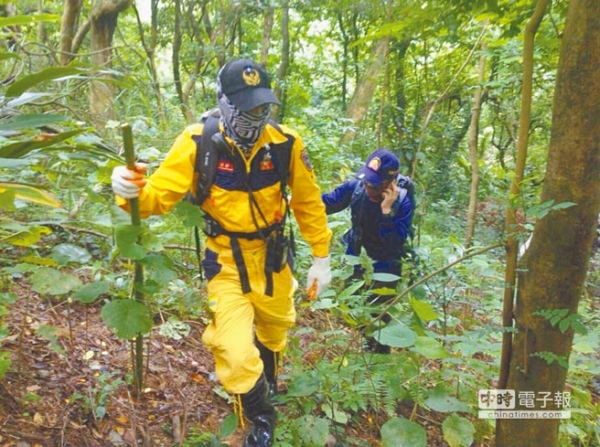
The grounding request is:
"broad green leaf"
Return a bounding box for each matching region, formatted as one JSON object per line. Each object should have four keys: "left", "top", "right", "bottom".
{"left": 0, "top": 53, "right": 19, "bottom": 61}
{"left": 410, "top": 297, "right": 441, "bottom": 321}
{"left": 173, "top": 200, "right": 204, "bottom": 227}
{"left": 135, "top": 279, "right": 160, "bottom": 295}
{"left": 0, "top": 129, "right": 85, "bottom": 159}
{"left": 310, "top": 297, "right": 338, "bottom": 310}
{"left": 381, "top": 417, "right": 427, "bottom": 447}
{"left": 5, "top": 66, "right": 83, "bottom": 97}
{"left": 219, "top": 413, "right": 239, "bottom": 439}
{"left": 0, "top": 263, "right": 39, "bottom": 275}
{"left": 72, "top": 281, "right": 110, "bottom": 303}
{"left": 291, "top": 415, "right": 329, "bottom": 447}
{"left": 0, "top": 351, "right": 10, "bottom": 379}
{"left": 424, "top": 384, "right": 470, "bottom": 413}
{"left": 287, "top": 373, "right": 321, "bottom": 397}
{"left": 372, "top": 272, "right": 400, "bottom": 283}
{"left": 338, "top": 279, "right": 365, "bottom": 298}
{"left": 140, "top": 233, "right": 164, "bottom": 252}
{"left": 551, "top": 201, "right": 576, "bottom": 210}
{"left": 41, "top": 142, "right": 123, "bottom": 163}
{"left": 140, "top": 254, "right": 177, "bottom": 284}
{"left": 4, "top": 92, "right": 50, "bottom": 108}
{"left": 0, "top": 114, "right": 71, "bottom": 132}
{"left": 572, "top": 340, "right": 595, "bottom": 354}
{"left": 21, "top": 256, "right": 57, "bottom": 266}
{"left": 442, "top": 413, "right": 475, "bottom": 447}
{"left": 0, "top": 182, "right": 62, "bottom": 208}
{"left": 0, "top": 158, "right": 32, "bottom": 168}
{"left": 375, "top": 323, "right": 417, "bottom": 348}
{"left": 30, "top": 268, "right": 82, "bottom": 296}
{"left": 0, "top": 224, "right": 51, "bottom": 246}
{"left": 0, "top": 292, "right": 18, "bottom": 305}
{"left": 51, "top": 243, "right": 92, "bottom": 265}
{"left": 413, "top": 336, "right": 449, "bottom": 359}
{"left": 115, "top": 225, "right": 145, "bottom": 260}
{"left": 322, "top": 403, "right": 349, "bottom": 424}
{"left": 0, "top": 189, "right": 16, "bottom": 211}
{"left": 101, "top": 300, "right": 153, "bottom": 339}
{"left": 408, "top": 284, "right": 427, "bottom": 300}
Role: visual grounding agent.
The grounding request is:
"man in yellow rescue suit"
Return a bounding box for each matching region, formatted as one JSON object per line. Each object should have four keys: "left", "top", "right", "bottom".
{"left": 111, "top": 59, "right": 332, "bottom": 447}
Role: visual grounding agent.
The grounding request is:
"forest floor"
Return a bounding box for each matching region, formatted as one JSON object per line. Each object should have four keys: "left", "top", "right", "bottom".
{"left": 0, "top": 273, "right": 461, "bottom": 447}
{"left": 4, "top": 248, "right": 599, "bottom": 447}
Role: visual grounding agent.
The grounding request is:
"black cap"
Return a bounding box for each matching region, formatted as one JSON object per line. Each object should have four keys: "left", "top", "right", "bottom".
{"left": 356, "top": 149, "right": 400, "bottom": 185}
{"left": 218, "top": 59, "right": 280, "bottom": 112}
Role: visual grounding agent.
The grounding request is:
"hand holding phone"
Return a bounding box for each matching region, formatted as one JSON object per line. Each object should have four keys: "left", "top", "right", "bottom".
{"left": 381, "top": 181, "right": 399, "bottom": 214}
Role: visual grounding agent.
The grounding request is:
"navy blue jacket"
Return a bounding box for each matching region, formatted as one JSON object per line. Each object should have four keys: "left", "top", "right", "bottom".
{"left": 322, "top": 179, "right": 414, "bottom": 272}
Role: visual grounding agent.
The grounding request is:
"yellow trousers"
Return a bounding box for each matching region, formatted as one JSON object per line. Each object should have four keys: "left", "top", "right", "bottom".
{"left": 201, "top": 237, "right": 296, "bottom": 394}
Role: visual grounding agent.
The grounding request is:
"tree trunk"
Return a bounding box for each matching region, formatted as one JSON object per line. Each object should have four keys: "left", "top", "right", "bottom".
{"left": 36, "top": 0, "right": 46, "bottom": 44}
{"left": 465, "top": 38, "right": 487, "bottom": 247}
{"left": 172, "top": 0, "right": 194, "bottom": 123}
{"left": 498, "top": 0, "right": 548, "bottom": 390}
{"left": 272, "top": 0, "right": 289, "bottom": 122}
{"left": 340, "top": 37, "right": 389, "bottom": 146}
{"left": 496, "top": 0, "right": 600, "bottom": 445}
{"left": 89, "top": 0, "right": 131, "bottom": 129}
{"left": 132, "top": 0, "right": 167, "bottom": 129}
{"left": 391, "top": 39, "right": 411, "bottom": 146}
{"left": 60, "top": 0, "right": 82, "bottom": 65}
{"left": 337, "top": 13, "right": 350, "bottom": 111}
{"left": 259, "top": 7, "right": 274, "bottom": 67}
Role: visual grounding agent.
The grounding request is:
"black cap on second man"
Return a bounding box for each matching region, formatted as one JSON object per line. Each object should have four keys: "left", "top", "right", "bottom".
{"left": 218, "top": 59, "right": 280, "bottom": 112}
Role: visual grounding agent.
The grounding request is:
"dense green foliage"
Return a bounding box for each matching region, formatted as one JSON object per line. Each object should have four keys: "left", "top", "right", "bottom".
{"left": 1, "top": 0, "right": 598, "bottom": 446}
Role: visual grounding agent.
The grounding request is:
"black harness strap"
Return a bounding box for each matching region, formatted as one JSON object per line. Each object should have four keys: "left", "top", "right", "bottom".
{"left": 203, "top": 215, "right": 281, "bottom": 240}
{"left": 264, "top": 252, "right": 275, "bottom": 297}
{"left": 194, "top": 226, "right": 203, "bottom": 281}
{"left": 230, "top": 236, "right": 251, "bottom": 294}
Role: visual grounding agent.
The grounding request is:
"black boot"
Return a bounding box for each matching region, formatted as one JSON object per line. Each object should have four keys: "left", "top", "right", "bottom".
{"left": 241, "top": 374, "right": 276, "bottom": 447}
{"left": 255, "top": 339, "right": 279, "bottom": 398}
{"left": 366, "top": 336, "right": 392, "bottom": 354}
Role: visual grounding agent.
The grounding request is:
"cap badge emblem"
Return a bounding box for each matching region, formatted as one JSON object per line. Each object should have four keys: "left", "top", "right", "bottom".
{"left": 242, "top": 68, "right": 261, "bottom": 86}
{"left": 367, "top": 157, "right": 381, "bottom": 171}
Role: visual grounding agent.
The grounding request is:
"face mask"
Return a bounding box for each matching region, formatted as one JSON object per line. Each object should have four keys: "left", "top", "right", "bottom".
{"left": 217, "top": 82, "right": 271, "bottom": 152}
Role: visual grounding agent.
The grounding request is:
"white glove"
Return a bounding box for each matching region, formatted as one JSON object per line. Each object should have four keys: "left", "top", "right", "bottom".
{"left": 111, "top": 164, "right": 147, "bottom": 199}
{"left": 306, "top": 255, "right": 331, "bottom": 299}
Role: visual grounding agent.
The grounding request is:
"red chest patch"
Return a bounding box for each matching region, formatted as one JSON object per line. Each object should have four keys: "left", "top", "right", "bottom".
{"left": 217, "top": 160, "right": 234, "bottom": 172}
{"left": 260, "top": 158, "right": 274, "bottom": 170}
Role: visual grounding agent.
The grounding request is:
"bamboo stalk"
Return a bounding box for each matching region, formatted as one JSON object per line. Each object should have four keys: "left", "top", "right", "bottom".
{"left": 121, "top": 123, "right": 145, "bottom": 397}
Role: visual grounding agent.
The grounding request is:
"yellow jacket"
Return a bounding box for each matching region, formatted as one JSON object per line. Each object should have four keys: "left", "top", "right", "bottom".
{"left": 117, "top": 121, "right": 331, "bottom": 257}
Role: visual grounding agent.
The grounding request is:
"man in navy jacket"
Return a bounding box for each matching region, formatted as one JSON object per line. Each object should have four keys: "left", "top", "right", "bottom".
{"left": 322, "top": 149, "right": 414, "bottom": 353}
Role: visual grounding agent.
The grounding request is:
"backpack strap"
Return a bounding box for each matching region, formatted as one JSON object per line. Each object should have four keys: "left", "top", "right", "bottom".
{"left": 267, "top": 120, "right": 293, "bottom": 195}
{"left": 189, "top": 115, "right": 221, "bottom": 205}
{"left": 189, "top": 115, "right": 220, "bottom": 281}
{"left": 348, "top": 181, "right": 367, "bottom": 255}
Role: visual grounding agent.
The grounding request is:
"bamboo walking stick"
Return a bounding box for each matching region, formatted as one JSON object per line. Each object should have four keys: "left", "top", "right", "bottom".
{"left": 121, "top": 123, "right": 145, "bottom": 396}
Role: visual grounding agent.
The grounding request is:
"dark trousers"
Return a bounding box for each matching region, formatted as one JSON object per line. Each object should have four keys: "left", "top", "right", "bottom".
{"left": 350, "top": 261, "right": 401, "bottom": 353}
